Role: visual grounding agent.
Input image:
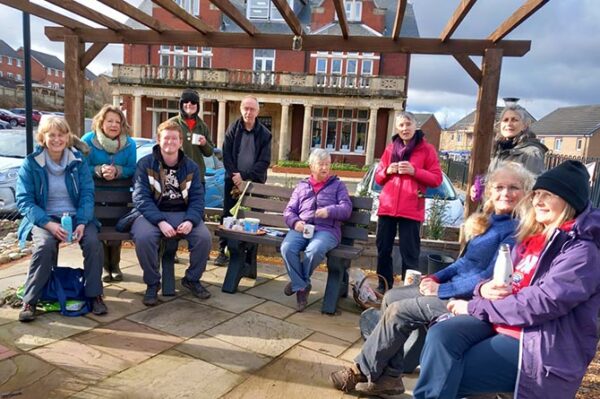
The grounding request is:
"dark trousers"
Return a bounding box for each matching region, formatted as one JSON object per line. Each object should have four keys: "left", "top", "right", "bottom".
{"left": 413, "top": 315, "right": 519, "bottom": 399}
{"left": 102, "top": 240, "right": 121, "bottom": 271}
{"left": 376, "top": 215, "right": 421, "bottom": 289}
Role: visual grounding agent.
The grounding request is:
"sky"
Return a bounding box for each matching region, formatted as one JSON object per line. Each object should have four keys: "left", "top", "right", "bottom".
{"left": 0, "top": 0, "right": 598, "bottom": 127}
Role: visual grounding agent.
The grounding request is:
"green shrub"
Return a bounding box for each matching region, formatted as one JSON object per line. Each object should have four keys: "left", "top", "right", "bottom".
{"left": 276, "top": 160, "right": 369, "bottom": 172}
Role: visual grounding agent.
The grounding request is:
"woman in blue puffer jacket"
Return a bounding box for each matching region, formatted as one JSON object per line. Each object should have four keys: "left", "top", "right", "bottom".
{"left": 281, "top": 149, "right": 352, "bottom": 311}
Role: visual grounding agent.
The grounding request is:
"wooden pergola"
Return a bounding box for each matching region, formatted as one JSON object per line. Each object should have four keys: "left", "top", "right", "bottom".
{"left": 0, "top": 0, "right": 550, "bottom": 216}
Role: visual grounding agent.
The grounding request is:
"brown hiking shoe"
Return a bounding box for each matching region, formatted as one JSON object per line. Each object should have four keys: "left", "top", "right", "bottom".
{"left": 355, "top": 374, "right": 405, "bottom": 396}
{"left": 330, "top": 365, "right": 367, "bottom": 393}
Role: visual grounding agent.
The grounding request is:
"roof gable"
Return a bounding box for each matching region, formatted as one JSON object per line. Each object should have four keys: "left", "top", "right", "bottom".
{"left": 531, "top": 105, "right": 600, "bottom": 137}
{"left": 30, "top": 49, "right": 65, "bottom": 70}
{"left": 447, "top": 106, "right": 536, "bottom": 131}
{"left": 0, "top": 40, "right": 20, "bottom": 58}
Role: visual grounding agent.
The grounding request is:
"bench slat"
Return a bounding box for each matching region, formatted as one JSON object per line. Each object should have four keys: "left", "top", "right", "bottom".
{"left": 242, "top": 196, "right": 287, "bottom": 213}
{"left": 238, "top": 210, "right": 288, "bottom": 228}
{"left": 246, "top": 182, "right": 293, "bottom": 199}
{"left": 341, "top": 225, "right": 369, "bottom": 242}
{"left": 346, "top": 210, "right": 371, "bottom": 225}
{"left": 94, "top": 191, "right": 132, "bottom": 204}
{"left": 350, "top": 196, "right": 373, "bottom": 211}
{"left": 98, "top": 226, "right": 131, "bottom": 241}
{"left": 95, "top": 206, "right": 132, "bottom": 220}
{"left": 94, "top": 178, "right": 133, "bottom": 189}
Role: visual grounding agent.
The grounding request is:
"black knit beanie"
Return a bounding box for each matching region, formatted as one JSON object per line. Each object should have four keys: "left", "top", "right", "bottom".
{"left": 179, "top": 89, "right": 200, "bottom": 118}
{"left": 532, "top": 160, "right": 590, "bottom": 214}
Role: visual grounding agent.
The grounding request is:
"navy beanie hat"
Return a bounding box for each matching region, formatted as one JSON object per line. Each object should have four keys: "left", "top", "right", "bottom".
{"left": 532, "top": 160, "right": 590, "bottom": 214}
{"left": 179, "top": 89, "right": 200, "bottom": 118}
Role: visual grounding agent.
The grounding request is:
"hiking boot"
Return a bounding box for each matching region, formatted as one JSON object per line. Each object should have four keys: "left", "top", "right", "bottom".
{"left": 284, "top": 282, "right": 311, "bottom": 297}
{"left": 92, "top": 296, "right": 108, "bottom": 315}
{"left": 355, "top": 374, "right": 405, "bottom": 396}
{"left": 181, "top": 278, "right": 211, "bottom": 299}
{"left": 143, "top": 284, "right": 160, "bottom": 306}
{"left": 213, "top": 252, "right": 229, "bottom": 266}
{"left": 19, "top": 303, "right": 36, "bottom": 322}
{"left": 296, "top": 288, "right": 309, "bottom": 312}
{"left": 330, "top": 364, "right": 367, "bottom": 393}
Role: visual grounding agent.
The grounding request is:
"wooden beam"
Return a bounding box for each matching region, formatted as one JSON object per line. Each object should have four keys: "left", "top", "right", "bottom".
{"left": 64, "top": 35, "right": 85, "bottom": 137}
{"left": 488, "top": 0, "right": 549, "bottom": 43}
{"left": 45, "top": 0, "right": 130, "bottom": 31}
{"left": 151, "top": 0, "right": 214, "bottom": 34}
{"left": 440, "top": 0, "right": 477, "bottom": 42}
{"left": 391, "top": 0, "right": 408, "bottom": 40}
{"left": 208, "top": 0, "right": 257, "bottom": 36}
{"left": 453, "top": 54, "right": 482, "bottom": 85}
{"left": 464, "top": 48, "right": 503, "bottom": 218}
{"left": 45, "top": 27, "right": 532, "bottom": 56}
{"left": 332, "top": 0, "right": 349, "bottom": 39}
{"left": 95, "top": 0, "right": 168, "bottom": 33}
{"left": 0, "top": 0, "right": 88, "bottom": 30}
{"left": 272, "top": 0, "right": 303, "bottom": 36}
{"left": 81, "top": 43, "right": 108, "bottom": 68}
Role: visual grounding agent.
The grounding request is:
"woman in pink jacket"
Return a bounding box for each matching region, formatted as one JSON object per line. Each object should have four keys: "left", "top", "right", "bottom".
{"left": 374, "top": 112, "right": 442, "bottom": 290}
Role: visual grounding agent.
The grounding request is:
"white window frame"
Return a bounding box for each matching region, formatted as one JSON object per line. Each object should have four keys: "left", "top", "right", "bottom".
{"left": 576, "top": 138, "right": 583, "bottom": 151}
{"left": 344, "top": 1, "right": 362, "bottom": 22}
{"left": 554, "top": 138, "right": 562, "bottom": 151}
{"left": 345, "top": 58, "right": 358, "bottom": 87}
{"left": 16, "top": 74, "right": 21, "bottom": 81}
{"left": 0, "top": 71, "right": 2, "bottom": 77}
{"left": 247, "top": 0, "right": 291, "bottom": 21}
{"left": 8, "top": 57, "right": 12, "bottom": 65}
{"left": 7, "top": 72, "right": 13, "bottom": 79}
{"left": 253, "top": 49, "right": 276, "bottom": 84}
{"left": 17, "top": 59, "right": 22, "bottom": 67}
{"left": 173, "top": 0, "right": 199, "bottom": 15}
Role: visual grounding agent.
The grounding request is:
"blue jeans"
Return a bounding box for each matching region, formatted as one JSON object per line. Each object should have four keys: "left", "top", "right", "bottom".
{"left": 413, "top": 315, "right": 519, "bottom": 399}
{"left": 281, "top": 229, "right": 338, "bottom": 292}
{"left": 355, "top": 285, "right": 448, "bottom": 382}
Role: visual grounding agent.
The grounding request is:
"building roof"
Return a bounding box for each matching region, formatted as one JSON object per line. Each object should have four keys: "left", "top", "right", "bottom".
{"left": 447, "top": 106, "right": 536, "bottom": 131}
{"left": 30, "top": 49, "right": 65, "bottom": 71}
{"left": 531, "top": 105, "right": 600, "bottom": 137}
{"left": 377, "top": 0, "right": 419, "bottom": 38}
{"left": 413, "top": 113, "right": 439, "bottom": 129}
{"left": 223, "top": 0, "right": 311, "bottom": 34}
{"left": 0, "top": 40, "right": 20, "bottom": 58}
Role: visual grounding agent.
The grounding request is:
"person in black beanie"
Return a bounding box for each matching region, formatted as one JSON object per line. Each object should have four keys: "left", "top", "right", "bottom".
{"left": 532, "top": 160, "right": 590, "bottom": 215}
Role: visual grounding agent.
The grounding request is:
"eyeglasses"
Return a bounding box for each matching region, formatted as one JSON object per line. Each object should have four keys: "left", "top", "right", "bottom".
{"left": 492, "top": 185, "right": 523, "bottom": 193}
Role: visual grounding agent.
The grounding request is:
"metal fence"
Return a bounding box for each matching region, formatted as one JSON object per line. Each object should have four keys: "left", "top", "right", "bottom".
{"left": 440, "top": 153, "right": 600, "bottom": 207}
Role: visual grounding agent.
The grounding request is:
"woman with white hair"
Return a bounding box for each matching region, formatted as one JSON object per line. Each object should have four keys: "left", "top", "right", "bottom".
{"left": 281, "top": 149, "right": 353, "bottom": 311}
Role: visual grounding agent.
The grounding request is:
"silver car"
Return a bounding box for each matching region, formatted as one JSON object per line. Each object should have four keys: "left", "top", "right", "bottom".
{"left": 0, "top": 130, "right": 27, "bottom": 215}
{"left": 356, "top": 162, "right": 465, "bottom": 227}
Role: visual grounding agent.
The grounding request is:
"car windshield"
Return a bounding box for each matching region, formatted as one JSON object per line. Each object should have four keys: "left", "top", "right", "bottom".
{"left": 0, "top": 131, "right": 27, "bottom": 157}
{"left": 371, "top": 168, "right": 456, "bottom": 200}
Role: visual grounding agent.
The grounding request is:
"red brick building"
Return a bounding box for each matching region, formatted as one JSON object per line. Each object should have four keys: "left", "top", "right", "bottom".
{"left": 112, "top": 0, "right": 419, "bottom": 165}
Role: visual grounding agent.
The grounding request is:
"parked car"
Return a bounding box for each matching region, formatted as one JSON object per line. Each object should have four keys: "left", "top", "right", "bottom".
{"left": 0, "top": 109, "right": 26, "bottom": 127}
{"left": 0, "top": 130, "right": 27, "bottom": 215}
{"left": 10, "top": 108, "right": 42, "bottom": 125}
{"left": 133, "top": 137, "right": 225, "bottom": 208}
{"left": 0, "top": 120, "right": 10, "bottom": 129}
{"left": 356, "top": 162, "right": 465, "bottom": 227}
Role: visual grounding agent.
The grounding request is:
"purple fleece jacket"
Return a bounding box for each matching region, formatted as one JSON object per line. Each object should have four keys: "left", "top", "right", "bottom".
{"left": 468, "top": 204, "right": 600, "bottom": 399}
{"left": 283, "top": 176, "right": 352, "bottom": 243}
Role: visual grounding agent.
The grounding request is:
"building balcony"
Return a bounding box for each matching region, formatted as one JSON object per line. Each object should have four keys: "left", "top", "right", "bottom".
{"left": 111, "top": 64, "right": 405, "bottom": 99}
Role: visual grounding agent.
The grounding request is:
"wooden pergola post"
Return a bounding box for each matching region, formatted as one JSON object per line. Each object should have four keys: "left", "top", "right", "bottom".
{"left": 64, "top": 35, "right": 85, "bottom": 136}
{"left": 464, "top": 48, "right": 503, "bottom": 217}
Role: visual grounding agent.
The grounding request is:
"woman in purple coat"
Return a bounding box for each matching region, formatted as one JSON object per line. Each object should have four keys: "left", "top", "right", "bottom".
{"left": 413, "top": 160, "right": 600, "bottom": 399}
{"left": 281, "top": 149, "right": 352, "bottom": 311}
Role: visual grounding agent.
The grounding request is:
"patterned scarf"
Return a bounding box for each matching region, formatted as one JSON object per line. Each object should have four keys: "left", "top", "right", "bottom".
{"left": 95, "top": 128, "right": 126, "bottom": 154}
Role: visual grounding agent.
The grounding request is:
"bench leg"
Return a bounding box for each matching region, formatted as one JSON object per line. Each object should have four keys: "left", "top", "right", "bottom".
{"left": 161, "top": 239, "right": 178, "bottom": 296}
{"left": 321, "top": 256, "right": 350, "bottom": 314}
{"left": 241, "top": 243, "right": 258, "bottom": 279}
{"left": 222, "top": 239, "right": 245, "bottom": 293}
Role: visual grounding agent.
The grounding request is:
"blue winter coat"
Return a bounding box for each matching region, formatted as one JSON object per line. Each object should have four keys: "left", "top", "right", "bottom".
{"left": 433, "top": 213, "right": 517, "bottom": 299}
{"left": 468, "top": 204, "right": 600, "bottom": 399}
{"left": 283, "top": 176, "right": 352, "bottom": 244}
{"left": 133, "top": 145, "right": 205, "bottom": 226}
{"left": 81, "top": 131, "right": 137, "bottom": 179}
{"left": 16, "top": 146, "right": 97, "bottom": 248}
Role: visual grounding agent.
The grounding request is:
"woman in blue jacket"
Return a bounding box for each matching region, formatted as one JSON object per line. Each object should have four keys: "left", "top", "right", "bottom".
{"left": 82, "top": 105, "right": 136, "bottom": 282}
{"left": 414, "top": 160, "right": 600, "bottom": 399}
{"left": 17, "top": 116, "right": 106, "bottom": 322}
{"left": 330, "top": 162, "right": 534, "bottom": 397}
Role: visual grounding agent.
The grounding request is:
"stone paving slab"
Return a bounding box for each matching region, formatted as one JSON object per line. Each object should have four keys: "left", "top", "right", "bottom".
{"left": 0, "top": 343, "right": 17, "bottom": 361}
{"left": 222, "top": 345, "right": 350, "bottom": 399}
{"left": 86, "top": 285, "right": 148, "bottom": 323}
{"left": 175, "top": 333, "right": 272, "bottom": 375}
{"left": 187, "top": 285, "right": 265, "bottom": 314}
{"left": 299, "top": 332, "right": 353, "bottom": 358}
{"left": 201, "top": 265, "right": 270, "bottom": 291}
{"left": 252, "top": 300, "right": 296, "bottom": 319}
{"left": 245, "top": 275, "right": 325, "bottom": 309}
{"left": 0, "top": 306, "right": 19, "bottom": 327}
{"left": 0, "top": 354, "right": 89, "bottom": 398}
{"left": 0, "top": 312, "right": 98, "bottom": 351}
{"left": 205, "top": 311, "right": 312, "bottom": 358}
{"left": 127, "top": 298, "right": 234, "bottom": 338}
{"left": 71, "top": 350, "right": 244, "bottom": 399}
{"left": 0, "top": 273, "right": 25, "bottom": 294}
{"left": 286, "top": 300, "right": 362, "bottom": 343}
{"left": 30, "top": 338, "right": 132, "bottom": 382}
{"left": 74, "top": 319, "right": 183, "bottom": 364}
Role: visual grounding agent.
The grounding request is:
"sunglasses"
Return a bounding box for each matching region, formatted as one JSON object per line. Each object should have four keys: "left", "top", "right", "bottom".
{"left": 183, "top": 100, "right": 198, "bottom": 105}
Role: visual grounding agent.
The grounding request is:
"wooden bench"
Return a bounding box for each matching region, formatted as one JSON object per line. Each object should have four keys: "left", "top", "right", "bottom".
{"left": 215, "top": 182, "right": 373, "bottom": 314}
{"left": 93, "top": 178, "right": 178, "bottom": 294}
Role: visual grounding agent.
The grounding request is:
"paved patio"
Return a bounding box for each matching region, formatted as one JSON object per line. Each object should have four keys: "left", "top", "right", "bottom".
{"left": 0, "top": 244, "right": 418, "bottom": 398}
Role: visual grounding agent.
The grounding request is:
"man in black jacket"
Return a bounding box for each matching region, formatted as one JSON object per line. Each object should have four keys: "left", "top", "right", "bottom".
{"left": 214, "top": 96, "right": 272, "bottom": 266}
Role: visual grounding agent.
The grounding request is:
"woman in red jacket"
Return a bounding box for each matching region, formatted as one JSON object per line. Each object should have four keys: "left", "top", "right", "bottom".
{"left": 374, "top": 112, "right": 442, "bottom": 290}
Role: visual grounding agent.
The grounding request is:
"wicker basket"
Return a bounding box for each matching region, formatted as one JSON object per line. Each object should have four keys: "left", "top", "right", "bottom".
{"left": 351, "top": 273, "right": 389, "bottom": 310}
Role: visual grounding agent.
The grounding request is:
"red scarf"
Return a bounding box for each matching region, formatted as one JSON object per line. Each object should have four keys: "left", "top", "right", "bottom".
{"left": 309, "top": 176, "right": 326, "bottom": 194}
{"left": 185, "top": 118, "right": 196, "bottom": 132}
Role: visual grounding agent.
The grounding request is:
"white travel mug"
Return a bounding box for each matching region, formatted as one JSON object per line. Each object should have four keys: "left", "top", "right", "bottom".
{"left": 303, "top": 224, "right": 315, "bottom": 239}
